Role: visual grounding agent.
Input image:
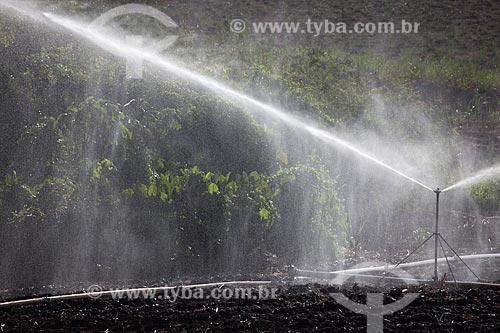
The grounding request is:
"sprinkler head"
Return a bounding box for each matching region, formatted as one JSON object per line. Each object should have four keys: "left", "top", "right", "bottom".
{"left": 434, "top": 187, "right": 441, "bottom": 194}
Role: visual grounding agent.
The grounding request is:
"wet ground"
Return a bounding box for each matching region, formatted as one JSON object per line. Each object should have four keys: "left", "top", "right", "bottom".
{"left": 1, "top": 281, "right": 500, "bottom": 332}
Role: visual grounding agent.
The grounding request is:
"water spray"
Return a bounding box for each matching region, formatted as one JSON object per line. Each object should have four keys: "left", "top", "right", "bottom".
{"left": 386, "top": 187, "right": 482, "bottom": 286}
{"left": 35, "top": 11, "right": 436, "bottom": 194}
{"left": 294, "top": 186, "right": 488, "bottom": 286}
{"left": 1, "top": 1, "right": 498, "bottom": 293}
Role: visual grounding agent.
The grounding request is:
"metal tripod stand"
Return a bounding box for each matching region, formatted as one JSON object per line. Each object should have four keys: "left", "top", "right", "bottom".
{"left": 387, "top": 188, "right": 480, "bottom": 285}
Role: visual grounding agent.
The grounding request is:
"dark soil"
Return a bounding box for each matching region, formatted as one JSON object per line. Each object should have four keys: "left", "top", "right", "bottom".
{"left": 1, "top": 282, "right": 500, "bottom": 332}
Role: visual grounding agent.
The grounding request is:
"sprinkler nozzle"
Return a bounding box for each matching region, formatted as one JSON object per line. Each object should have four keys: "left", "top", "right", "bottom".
{"left": 434, "top": 188, "right": 441, "bottom": 194}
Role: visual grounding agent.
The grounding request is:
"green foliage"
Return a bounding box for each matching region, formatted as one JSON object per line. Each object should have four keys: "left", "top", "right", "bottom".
{"left": 4, "top": 170, "right": 18, "bottom": 187}
{"left": 91, "top": 159, "right": 115, "bottom": 180}
{"left": 0, "top": 18, "right": 14, "bottom": 48}
{"left": 470, "top": 182, "right": 500, "bottom": 211}
{"left": 340, "top": 216, "right": 365, "bottom": 258}
{"left": 3, "top": 3, "right": 499, "bottom": 275}
{"left": 207, "top": 183, "right": 219, "bottom": 195}
{"left": 135, "top": 166, "right": 280, "bottom": 227}
{"left": 1, "top": 175, "right": 76, "bottom": 223}
{"left": 28, "top": 47, "right": 88, "bottom": 85}
{"left": 412, "top": 227, "right": 429, "bottom": 245}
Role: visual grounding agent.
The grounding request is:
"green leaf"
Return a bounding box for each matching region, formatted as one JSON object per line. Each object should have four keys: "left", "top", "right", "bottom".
{"left": 157, "top": 159, "right": 165, "bottom": 169}
{"left": 259, "top": 208, "right": 270, "bottom": 220}
{"left": 148, "top": 183, "right": 158, "bottom": 197}
{"left": 119, "top": 122, "right": 132, "bottom": 139}
{"left": 160, "top": 191, "right": 168, "bottom": 202}
{"left": 122, "top": 188, "right": 135, "bottom": 196}
{"left": 241, "top": 172, "right": 249, "bottom": 183}
{"left": 139, "top": 184, "right": 149, "bottom": 197}
{"left": 159, "top": 172, "right": 171, "bottom": 185}
{"left": 226, "top": 181, "right": 238, "bottom": 192}
{"left": 249, "top": 171, "right": 260, "bottom": 181}
{"left": 208, "top": 183, "right": 219, "bottom": 195}
{"left": 216, "top": 174, "right": 226, "bottom": 184}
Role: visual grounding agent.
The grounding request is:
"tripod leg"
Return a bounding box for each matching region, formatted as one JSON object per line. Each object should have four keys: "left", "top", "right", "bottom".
{"left": 439, "top": 234, "right": 481, "bottom": 281}
{"left": 378, "top": 233, "right": 435, "bottom": 284}
{"left": 438, "top": 236, "right": 457, "bottom": 285}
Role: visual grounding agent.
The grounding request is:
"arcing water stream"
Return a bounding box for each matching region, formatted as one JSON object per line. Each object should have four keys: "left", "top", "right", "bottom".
{"left": 39, "top": 12, "right": 436, "bottom": 192}
{"left": 41, "top": 12, "right": 500, "bottom": 194}
{"left": 443, "top": 163, "right": 500, "bottom": 192}
{"left": 3, "top": 1, "right": 498, "bottom": 193}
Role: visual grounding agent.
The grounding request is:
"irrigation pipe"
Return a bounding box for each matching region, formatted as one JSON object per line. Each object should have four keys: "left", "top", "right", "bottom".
{"left": 295, "top": 253, "right": 500, "bottom": 276}
{"left": 294, "top": 273, "right": 500, "bottom": 290}
{"left": 293, "top": 253, "right": 500, "bottom": 289}
{"left": 2, "top": 254, "right": 500, "bottom": 309}
{"left": 0, "top": 280, "right": 271, "bottom": 308}
{"left": 294, "top": 271, "right": 500, "bottom": 288}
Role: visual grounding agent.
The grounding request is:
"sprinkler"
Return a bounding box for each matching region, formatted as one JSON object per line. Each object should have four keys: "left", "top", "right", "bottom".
{"left": 383, "top": 186, "right": 481, "bottom": 286}
{"left": 295, "top": 187, "right": 482, "bottom": 286}
{"left": 433, "top": 188, "right": 441, "bottom": 284}
{"left": 293, "top": 186, "right": 493, "bottom": 287}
